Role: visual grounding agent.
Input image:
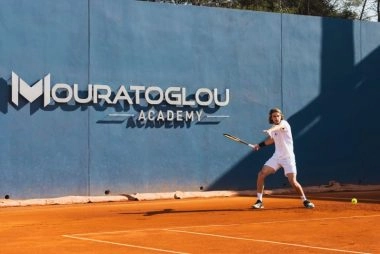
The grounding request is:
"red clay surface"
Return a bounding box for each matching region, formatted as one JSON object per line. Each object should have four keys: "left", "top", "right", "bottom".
{"left": 1, "top": 191, "right": 379, "bottom": 254}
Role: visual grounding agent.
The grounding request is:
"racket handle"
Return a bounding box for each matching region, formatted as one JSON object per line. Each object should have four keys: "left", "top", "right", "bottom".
{"left": 248, "top": 144, "right": 256, "bottom": 149}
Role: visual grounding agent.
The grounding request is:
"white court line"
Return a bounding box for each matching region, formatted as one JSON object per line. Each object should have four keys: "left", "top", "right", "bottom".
{"left": 166, "top": 229, "right": 372, "bottom": 254}
{"left": 62, "top": 234, "right": 189, "bottom": 254}
{"left": 67, "top": 214, "right": 380, "bottom": 236}
{"left": 169, "top": 214, "right": 380, "bottom": 230}
{"left": 63, "top": 214, "right": 380, "bottom": 253}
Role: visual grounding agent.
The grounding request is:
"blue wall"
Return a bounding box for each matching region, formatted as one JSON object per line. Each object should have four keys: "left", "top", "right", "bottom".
{"left": 0, "top": 0, "right": 379, "bottom": 199}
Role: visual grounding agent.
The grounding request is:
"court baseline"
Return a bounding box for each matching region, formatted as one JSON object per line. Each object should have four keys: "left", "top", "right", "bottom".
{"left": 63, "top": 214, "right": 379, "bottom": 254}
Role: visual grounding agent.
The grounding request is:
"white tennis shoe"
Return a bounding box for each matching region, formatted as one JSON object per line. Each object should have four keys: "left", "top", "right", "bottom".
{"left": 303, "top": 200, "right": 315, "bottom": 208}
{"left": 252, "top": 200, "right": 264, "bottom": 209}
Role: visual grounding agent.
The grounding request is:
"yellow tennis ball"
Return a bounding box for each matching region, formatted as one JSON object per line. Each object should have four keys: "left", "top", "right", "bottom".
{"left": 351, "top": 198, "right": 358, "bottom": 204}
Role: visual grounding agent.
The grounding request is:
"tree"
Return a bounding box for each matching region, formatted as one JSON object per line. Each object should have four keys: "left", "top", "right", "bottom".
{"left": 329, "top": 0, "right": 379, "bottom": 21}
{"left": 140, "top": 0, "right": 379, "bottom": 21}
{"left": 358, "top": 0, "right": 380, "bottom": 21}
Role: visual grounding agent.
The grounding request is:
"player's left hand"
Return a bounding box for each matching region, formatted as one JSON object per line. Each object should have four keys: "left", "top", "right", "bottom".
{"left": 263, "top": 129, "right": 271, "bottom": 136}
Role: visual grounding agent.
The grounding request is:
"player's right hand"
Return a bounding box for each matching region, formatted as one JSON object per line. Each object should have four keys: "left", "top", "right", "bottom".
{"left": 249, "top": 144, "right": 259, "bottom": 151}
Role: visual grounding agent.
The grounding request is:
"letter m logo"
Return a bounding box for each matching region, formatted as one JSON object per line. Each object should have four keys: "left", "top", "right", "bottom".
{"left": 11, "top": 72, "right": 51, "bottom": 107}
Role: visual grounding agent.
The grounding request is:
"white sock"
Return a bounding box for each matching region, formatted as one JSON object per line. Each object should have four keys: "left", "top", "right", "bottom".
{"left": 301, "top": 196, "right": 307, "bottom": 201}
{"left": 257, "top": 193, "right": 263, "bottom": 201}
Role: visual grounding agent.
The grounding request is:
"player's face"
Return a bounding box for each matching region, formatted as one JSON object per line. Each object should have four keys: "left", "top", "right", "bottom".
{"left": 271, "top": 112, "right": 282, "bottom": 125}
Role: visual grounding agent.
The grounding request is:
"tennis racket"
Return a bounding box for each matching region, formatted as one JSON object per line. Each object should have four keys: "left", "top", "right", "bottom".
{"left": 223, "top": 133, "right": 255, "bottom": 148}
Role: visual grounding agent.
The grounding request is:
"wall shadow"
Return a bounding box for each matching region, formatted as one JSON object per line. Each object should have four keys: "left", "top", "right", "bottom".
{"left": 208, "top": 19, "right": 380, "bottom": 190}
{"left": 290, "top": 20, "right": 380, "bottom": 186}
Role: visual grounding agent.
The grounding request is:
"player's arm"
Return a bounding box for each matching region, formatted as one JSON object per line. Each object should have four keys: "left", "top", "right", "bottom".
{"left": 267, "top": 123, "right": 286, "bottom": 132}
{"left": 251, "top": 137, "right": 274, "bottom": 151}
{"left": 263, "top": 123, "right": 286, "bottom": 136}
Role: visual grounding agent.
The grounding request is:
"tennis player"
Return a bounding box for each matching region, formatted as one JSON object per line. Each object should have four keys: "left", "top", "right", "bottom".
{"left": 251, "top": 108, "right": 315, "bottom": 209}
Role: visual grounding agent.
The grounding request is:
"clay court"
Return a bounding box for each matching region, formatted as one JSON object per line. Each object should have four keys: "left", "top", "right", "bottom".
{"left": 1, "top": 191, "right": 379, "bottom": 254}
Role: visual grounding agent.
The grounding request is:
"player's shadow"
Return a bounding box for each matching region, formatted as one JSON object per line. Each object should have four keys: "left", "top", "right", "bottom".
{"left": 119, "top": 206, "right": 303, "bottom": 216}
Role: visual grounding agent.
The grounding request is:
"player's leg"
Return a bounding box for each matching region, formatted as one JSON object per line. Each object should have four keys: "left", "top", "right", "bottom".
{"left": 282, "top": 159, "right": 315, "bottom": 208}
{"left": 252, "top": 165, "right": 275, "bottom": 209}
{"left": 257, "top": 165, "right": 275, "bottom": 195}
{"left": 286, "top": 173, "right": 305, "bottom": 197}
{"left": 286, "top": 173, "right": 315, "bottom": 208}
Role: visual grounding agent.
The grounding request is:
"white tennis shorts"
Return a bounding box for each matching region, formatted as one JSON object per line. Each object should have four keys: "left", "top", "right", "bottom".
{"left": 264, "top": 156, "right": 297, "bottom": 176}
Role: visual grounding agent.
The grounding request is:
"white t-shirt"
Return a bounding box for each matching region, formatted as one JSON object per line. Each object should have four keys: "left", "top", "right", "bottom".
{"left": 268, "top": 120, "right": 295, "bottom": 159}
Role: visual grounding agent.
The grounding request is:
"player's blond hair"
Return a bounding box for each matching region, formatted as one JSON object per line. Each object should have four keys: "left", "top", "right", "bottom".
{"left": 268, "top": 108, "right": 284, "bottom": 124}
